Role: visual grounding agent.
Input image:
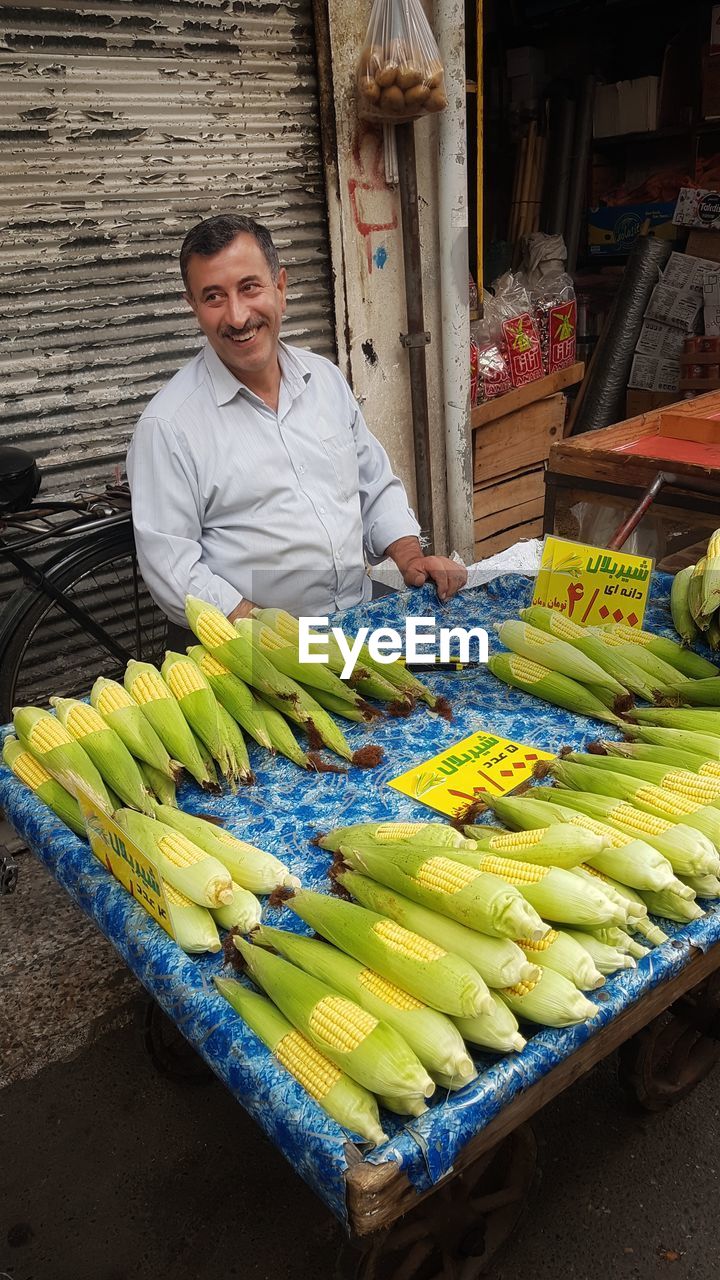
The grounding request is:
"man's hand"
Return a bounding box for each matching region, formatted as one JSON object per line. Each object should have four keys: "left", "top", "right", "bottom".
{"left": 228, "top": 598, "right": 256, "bottom": 622}
{"left": 385, "top": 537, "right": 467, "bottom": 602}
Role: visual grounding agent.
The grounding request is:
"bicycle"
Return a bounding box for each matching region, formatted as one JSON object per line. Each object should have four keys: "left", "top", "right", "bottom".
{"left": 0, "top": 445, "right": 169, "bottom": 723}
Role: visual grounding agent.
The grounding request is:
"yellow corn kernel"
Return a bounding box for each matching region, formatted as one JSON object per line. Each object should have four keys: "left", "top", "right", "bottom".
{"left": 66, "top": 702, "right": 107, "bottom": 740}
{"left": 634, "top": 785, "right": 699, "bottom": 816}
{"left": 372, "top": 918, "right": 446, "bottom": 962}
{"left": 166, "top": 660, "right": 207, "bottom": 699}
{"left": 508, "top": 655, "right": 548, "bottom": 684}
{"left": 374, "top": 823, "right": 426, "bottom": 842}
{"left": 478, "top": 855, "right": 548, "bottom": 884}
{"left": 129, "top": 671, "right": 171, "bottom": 705}
{"left": 612, "top": 803, "right": 672, "bottom": 835}
{"left": 611, "top": 624, "right": 652, "bottom": 648}
{"left": 699, "top": 761, "right": 720, "bottom": 779}
{"left": 518, "top": 929, "right": 558, "bottom": 951}
{"left": 195, "top": 610, "right": 237, "bottom": 648}
{"left": 415, "top": 856, "right": 481, "bottom": 895}
{"left": 258, "top": 629, "right": 283, "bottom": 652}
{"left": 661, "top": 769, "right": 720, "bottom": 801}
{"left": 565, "top": 813, "right": 630, "bottom": 848}
{"left": 357, "top": 967, "right": 424, "bottom": 1010}
{"left": 10, "top": 749, "right": 53, "bottom": 790}
{"left": 156, "top": 832, "right": 206, "bottom": 868}
{"left": 275, "top": 1030, "right": 342, "bottom": 1100}
{"left": 28, "top": 716, "right": 74, "bottom": 753}
{"left": 503, "top": 976, "right": 541, "bottom": 997}
{"left": 162, "top": 882, "right": 197, "bottom": 908}
{"left": 488, "top": 828, "right": 546, "bottom": 850}
{"left": 549, "top": 614, "right": 583, "bottom": 641}
{"left": 198, "top": 651, "right": 231, "bottom": 678}
{"left": 96, "top": 683, "right": 135, "bottom": 715}
{"left": 581, "top": 863, "right": 609, "bottom": 882}
{"left": 599, "top": 632, "right": 624, "bottom": 649}
{"left": 308, "top": 996, "right": 377, "bottom": 1052}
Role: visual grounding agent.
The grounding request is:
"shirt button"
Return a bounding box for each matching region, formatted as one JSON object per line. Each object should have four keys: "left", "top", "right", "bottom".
{"left": 319, "top": 506, "right": 326, "bottom": 514}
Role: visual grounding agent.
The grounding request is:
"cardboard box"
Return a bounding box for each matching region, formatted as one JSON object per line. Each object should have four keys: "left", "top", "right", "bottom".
{"left": 587, "top": 201, "right": 676, "bottom": 256}
{"left": 635, "top": 319, "right": 687, "bottom": 359}
{"left": 686, "top": 228, "right": 720, "bottom": 262}
{"left": 628, "top": 353, "right": 681, "bottom": 394}
{"left": 674, "top": 187, "right": 720, "bottom": 229}
{"left": 626, "top": 389, "right": 682, "bottom": 417}
{"left": 593, "top": 77, "right": 659, "bottom": 136}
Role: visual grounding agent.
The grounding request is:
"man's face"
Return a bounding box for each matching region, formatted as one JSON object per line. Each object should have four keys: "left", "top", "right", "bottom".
{"left": 184, "top": 233, "right": 287, "bottom": 385}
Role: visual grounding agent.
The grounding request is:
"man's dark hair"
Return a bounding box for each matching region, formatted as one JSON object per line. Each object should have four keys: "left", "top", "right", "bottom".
{"left": 180, "top": 214, "right": 280, "bottom": 290}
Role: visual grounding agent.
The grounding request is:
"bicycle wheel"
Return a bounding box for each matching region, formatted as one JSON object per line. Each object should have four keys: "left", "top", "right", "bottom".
{"left": 0, "top": 522, "right": 168, "bottom": 720}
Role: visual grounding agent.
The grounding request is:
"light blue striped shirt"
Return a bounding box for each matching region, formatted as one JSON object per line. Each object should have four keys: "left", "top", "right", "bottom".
{"left": 126, "top": 342, "right": 420, "bottom": 626}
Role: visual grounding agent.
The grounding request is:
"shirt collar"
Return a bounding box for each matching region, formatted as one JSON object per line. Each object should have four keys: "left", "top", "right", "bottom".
{"left": 203, "top": 339, "right": 311, "bottom": 408}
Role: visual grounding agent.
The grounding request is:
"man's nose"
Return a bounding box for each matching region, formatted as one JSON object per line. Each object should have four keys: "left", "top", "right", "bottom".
{"left": 224, "top": 294, "right": 250, "bottom": 329}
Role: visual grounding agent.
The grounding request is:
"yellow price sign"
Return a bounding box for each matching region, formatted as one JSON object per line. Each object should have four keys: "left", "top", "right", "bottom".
{"left": 532, "top": 535, "right": 653, "bottom": 629}
{"left": 388, "top": 730, "right": 555, "bottom": 819}
{"left": 77, "top": 786, "right": 174, "bottom": 939}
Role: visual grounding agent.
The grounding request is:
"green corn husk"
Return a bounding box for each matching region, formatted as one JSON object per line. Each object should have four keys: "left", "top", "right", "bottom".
{"left": 560, "top": 751, "right": 720, "bottom": 805}
{"left": 91, "top": 677, "right": 178, "bottom": 779}
{"left": 589, "top": 631, "right": 691, "bottom": 692}
{"left": 139, "top": 760, "right": 177, "bottom": 806}
{"left": 671, "top": 565, "right": 701, "bottom": 645}
{"left": 285, "top": 887, "right": 492, "bottom": 1018}
{"left": 161, "top": 651, "right": 235, "bottom": 780}
{"left": 626, "top": 724, "right": 720, "bottom": 759}
{"left": 681, "top": 873, "right": 720, "bottom": 898}
{"left": 307, "top": 688, "right": 378, "bottom": 722}
{"left": 519, "top": 927, "right": 605, "bottom": 991}
{"left": 214, "top": 978, "right": 387, "bottom": 1145}
{"left": 581, "top": 925, "right": 649, "bottom": 959}
{"left": 188, "top": 645, "right": 273, "bottom": 750}
{"left": 376, "top": 1092, "right": 429, "bottom": 1117}
{"left": 246, "top": 619, "right": 366, "bottom": 709}
{"left": 540, "top": 789, "right": 719, "bottom": 879}
{"left": 258, "top": 682, "right": 362, "bottom": 765}
{"left": 447, "top": 847, "right": 624, "bottom": 929}
{"left": 688, "top": 558, "right": 707, "bottom": 627}
{"left": 462, "top": 823, "right": 601, "bottom": 869}
{"left": 639, "top": 886, "right": 704, "bottom": 923}
{"left": 545, "top": 758, "right": 715, "bottom": 828}
{"left": 519, "top": 606, "right": 657, "bottom": 701}
{"left": 190, "top": 729, "right": 218, "bottom": 786}
{"left": 598, "top": 738, "right": 720, "bottom": 775}
{"left": 708, "top": 612, "right": 720, "bottom": 651}
{"left": 570, "top": 866, "right": 668, "bottom": 946}
{"left": 254, "top": 924, "right": 475, "bottom": 1084}
{"left": 255, "top": 607, "right": 372, "bottom": 681}
{"left": 596, "top": 621, "right": 718, "bottom": 679}
{"left": 2, "top": 735, "right": 86, "bottom": 836}
{"left": 336, "top": 868, "right": 537, "bottom": 988}
{"left": 260, "top": 699, "right": 314, "bottom": 769}
{"left": 234, "top": 937, "right": 435, "bottom": 1103}
{"left": 454, "top": 992, "right": 527, "bottom": 1054}
{"left": 317, "top": 821, "right": 476, "bottom": 854}
{"left": 501, "top": 967, "right": 599, "bottom": 1027}
{"left": 114, "top": 809, "right": 234, "bottom": 908}
{"left": 496, "top": 619, "right": 626, "bottom": 692}
{"left": 50, "top": 697, "right": 155, "bottom": 816}
{"left": 210, "top": 880, "right": 262, "bottom": 931}
{"left": 124, "top": 660, "right": 215, "bottom": 789}
{"left": 163, "top": 880, "right": 221, "bottom": 953}
{"left": 702, "top": 531, "right": 720, "bottom": 624}
{"left": 13, "top": 706, "right": 113, "bottom": 814}
{"left": 628, "top": 707, "right": 720, "bottom": 732}
{"left": 672, "top": 677, "right": 720, "bottom": 708}
{"left": 564, "top": 930, "right": 636, "bottom": 975}
{"left": 153, "top": 803, "right": 299, "bottom": 893}
{"left": 338, "top": 842, "right": 548, "bottom": 942}
{"left": 357, "top": 652, "right": 444, "bottom": 713}
{"left": 487, "top": 654, "right": 623, "bottom": 725}
{"left": 215, "top": 703, "right": 254, "bottom": 787}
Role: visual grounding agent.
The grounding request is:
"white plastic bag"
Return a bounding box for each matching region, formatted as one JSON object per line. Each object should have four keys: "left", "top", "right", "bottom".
{"left": 357, "top": 0, "right": 447, "bottom": 124}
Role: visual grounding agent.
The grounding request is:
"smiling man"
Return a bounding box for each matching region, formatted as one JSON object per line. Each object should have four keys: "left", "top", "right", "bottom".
{"left": 127, "top": 213, "right": 466, "bottom": 627}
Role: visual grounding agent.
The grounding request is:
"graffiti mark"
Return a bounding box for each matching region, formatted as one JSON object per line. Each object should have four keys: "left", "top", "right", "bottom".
{"left": 373, "top": 244, "right": 388, "bottom": 269}
{"left": 347, "top": 124, "right": 398, "bottom": 273}
{"left": 361, "top": 339, "right": 379, "bottom": 367}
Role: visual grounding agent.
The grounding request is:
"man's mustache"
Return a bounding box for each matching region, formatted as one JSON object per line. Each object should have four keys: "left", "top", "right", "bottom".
{"left": 221, "top": 320, "right": 266, "bottom": 340}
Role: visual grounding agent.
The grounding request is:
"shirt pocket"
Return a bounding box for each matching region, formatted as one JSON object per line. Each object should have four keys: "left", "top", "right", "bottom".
{"left": 317, "top": 423, "right": 358, "bottom": 501}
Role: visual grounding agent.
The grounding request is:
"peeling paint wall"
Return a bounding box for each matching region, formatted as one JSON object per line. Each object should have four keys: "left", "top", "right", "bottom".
{"left": 322, "top": 1, "right": 449, "bottom": 553}
{"left": 0, "top": 1, "right": 335, "bottom": 494}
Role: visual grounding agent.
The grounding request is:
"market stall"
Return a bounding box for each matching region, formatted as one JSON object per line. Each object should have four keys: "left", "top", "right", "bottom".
{"left": 3, "top": 575, "right": 720, "bottom": 1274}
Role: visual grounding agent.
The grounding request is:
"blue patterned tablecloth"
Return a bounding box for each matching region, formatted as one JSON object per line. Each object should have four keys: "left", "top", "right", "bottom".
{"left": 3, "top": 572, "right": 720, "bottom": 1227}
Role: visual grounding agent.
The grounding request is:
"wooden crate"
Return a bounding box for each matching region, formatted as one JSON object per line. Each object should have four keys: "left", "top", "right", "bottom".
{"left": 473, "top": 468, "right": 545, "bottom": 548}
{"left": 473, "top": 394, "right": 565, "bottom": 488}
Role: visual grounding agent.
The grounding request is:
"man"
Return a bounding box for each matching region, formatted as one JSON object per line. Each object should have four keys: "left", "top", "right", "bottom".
{"left": 127, "top": 214, "right": 466, "bottom": 627}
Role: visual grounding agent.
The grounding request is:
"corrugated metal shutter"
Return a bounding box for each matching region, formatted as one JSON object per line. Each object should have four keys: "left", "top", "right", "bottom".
{"left": 0, "top": 0, "right": 336, "bottom": 496}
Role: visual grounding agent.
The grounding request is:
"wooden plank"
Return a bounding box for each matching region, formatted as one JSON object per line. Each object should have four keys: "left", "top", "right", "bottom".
{"left": 473, "top": 468, "right": 545, "bottom": 520}
{"left": 474, "top": 495, "right": 545, "bottom": 541}
{"left": 346, "top": 939, "right": 720, "bottom": 1236}
{"left": 473, "top": 516, "right": 544, "bottom": 560}
{"left": 470, "top": 362, "right": 585, "bottom": 429}
{"left": 473, "top": 394, "right": 564, "bottom": 486}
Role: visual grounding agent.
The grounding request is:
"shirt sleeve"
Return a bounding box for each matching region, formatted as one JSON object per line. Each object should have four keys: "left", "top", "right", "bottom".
{"left": 126, "top": 416, "right": 243, "bottom": 626}
{"left": 349, "top": 392, "right": 421, "bottom": 565}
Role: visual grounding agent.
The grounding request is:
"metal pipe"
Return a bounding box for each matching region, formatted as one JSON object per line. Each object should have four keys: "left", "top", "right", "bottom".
{"left": 396, "top": 122, "right": 435, "bottom": 552}
{"left": 435, "top": 0, "right": 474, "bottom": 564}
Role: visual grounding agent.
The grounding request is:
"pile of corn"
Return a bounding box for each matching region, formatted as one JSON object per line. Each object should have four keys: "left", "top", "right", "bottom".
{"left": 670, "top": 529, "right": 720, "bottom": 650}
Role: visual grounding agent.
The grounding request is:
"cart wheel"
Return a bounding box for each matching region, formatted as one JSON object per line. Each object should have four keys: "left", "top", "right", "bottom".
{"left": 336, "top": 1124, "right": 538, "bottom": 1280}
{"left": 618, "top": 972, "right": 720, "bottom": 1111}
{"left": 142, "top": 1000, "right": 214, "bottom": 1085}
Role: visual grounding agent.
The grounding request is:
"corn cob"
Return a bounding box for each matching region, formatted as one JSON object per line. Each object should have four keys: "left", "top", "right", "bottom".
{"left": 191, "top": 729, "right": 218, "bottom": 786}
{"left": 139, "top": 760, "right": 177, "bottom": 806}
{"left": 259, "top": 699, "right": 314, "bottom": 769}
{"left": 589, "top": 629, "right": 691, "bottom": 692}
{"left": 215, "top": 702, "right": 254, "bottom": 787}
{"left": 571, "top": 866, "right": 668, "bottom": 946}
{"left": 454, "top": 993, "right": 527, "bottom": 1054}
{"left": 234, "top": 936, "right": 435, "bottom": 1103}
{"left": 598, "top": 738, "right": 720, "bottom": 778}
{"left": 671, "top": 565, "right": 701, "bottom": 645}
{"left": 163, "top": 881, "right": 222, "bottom": 953}
{"left": 496, "top": 619, "right": 626, "bottom": 692}
{"left": 12, "top": 706, "right": 113, "bottom": 814}
{"left": 681, "top": 872, "right": 720, "bottom": 898}
{"left": 500, "top": 968, "right": 599, "bottom": 1027}
{"left": 123, "top": 661, "right": 215, "bottom": 789}
{"left": 214, "top": 978, "right": 387, "bottom": 1145}
{"left": 540, "top": 789, "right": 719, "bottom": 879}
{"left": 596, "top": 621, "right": 718, "bottom": 679}
{"left": 357, "top": 648, "right": 440, "bottom": 710}
{"left": 161, "top": 651, "right": 235, "bottom": 782}
{"left": 246, "top": 619, "right": 367, "bottom": 709}
{"left": 254, "top": 607, "right": 374, "bottom": 683}
{"left": 187, "top": 645, "right": 273, "bottom": 750}
{"left": 627, "top": 724, "right": 720, "bottom": 760}
{"left": 306, "top": 688, "right": 379, "bottom": 722}
{"left": 546, "top": 757, "right": 717, "bottom": 824}
{"left": 639, "top": 886, "right": 704, "bottom": 923}
{"left": 628, "top": 707, "right": 720, "bottom": 732}
{"left": 462, "top": 823, "right": 601, "bottom": 869}
{"left": 701, "top": 531, "right": 720, "bottom": 624}
{"left": 708, "top": 612, "right": 720, "bottom": 651}
{"left": 114, "top": 809, "right": 234, "bottom": 908}
{"left": 153, "top": 803, "right": 299, "bottom": 893}
{"left": 447, "top": 848, "right": 624, "bottom": 929}
{"left": 2, "top": 735, "right": 85, "bottom": 836}
{"left": 285, "top": 888, "right": 492, "bottom": 1018}
{"left": 672, "top": 677, "right": 720, "bottom": 708}
{"left": 317, "top": 822, "right": 476, "bottom": 853}
{"left": 519, "top": 928, "right": 605, "bottom": 990}
{"left": 561, "top": 751, "right": 720, "bottom": 804}
{"left": 51, "top": 697, "right": 154, "bottom": 815}
{"left": 91, "top": 677, "right": 178, "bottom": 779}
{"left": 581, "top": 925, "right": 649, "bottom": 958}
{"left": 689, "top": 557, "right": 708, "bottom": 628}
{"left": 210, "top": 881, "right": 262, "bottom": 931}
{"left": 338, "top": 842, "right": 548, "bottom": 941}
{"left": 564, "top": 930, "right": 636, "bottom": 975}
{"left": 519, "top": 606, "right": 658, "bottom": 700}
{"left": 335, "top": 868, "right": 537, "bottom": 988}
{"left": 486, "top": 654, "right": 623, "bottom": 725}
{"left": 254, "top": 925, "right": 475, "bottom": 1084}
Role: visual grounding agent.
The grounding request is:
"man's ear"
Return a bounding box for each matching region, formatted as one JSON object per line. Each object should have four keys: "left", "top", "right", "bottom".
{"left": 183, "top": 290, "right": 198, "bottom": 316}
{"left": 277, "top": 266, "right": 288, "bottom": 316}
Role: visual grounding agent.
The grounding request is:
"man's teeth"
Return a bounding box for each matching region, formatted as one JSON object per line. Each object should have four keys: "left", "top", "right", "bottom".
{"left": 230, "top": 327, "right": 259, "bottom": 343}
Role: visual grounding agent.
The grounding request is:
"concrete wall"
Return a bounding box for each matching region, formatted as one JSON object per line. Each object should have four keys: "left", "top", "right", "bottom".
{"left": 320, "top": 1, "right": 450, "bottom": 554}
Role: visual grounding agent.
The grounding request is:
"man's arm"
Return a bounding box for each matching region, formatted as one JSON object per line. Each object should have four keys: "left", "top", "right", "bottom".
{"left": 385, "top": 536, "right": 467, "bottom": 602}
{"left": 127, "top": 416, "right": 246, "bottom": 626}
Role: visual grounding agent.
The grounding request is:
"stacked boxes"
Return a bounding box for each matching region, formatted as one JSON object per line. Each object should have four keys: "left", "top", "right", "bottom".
{"left": 628, "top": 252, "right": 720, "bottom": 396}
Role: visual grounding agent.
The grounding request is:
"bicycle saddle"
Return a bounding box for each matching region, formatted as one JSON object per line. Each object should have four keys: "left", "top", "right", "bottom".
{"left": 0, "top": 446, "right": 41, "bottom": 514}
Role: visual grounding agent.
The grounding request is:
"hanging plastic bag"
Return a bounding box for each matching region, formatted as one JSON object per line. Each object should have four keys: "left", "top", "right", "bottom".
{"left": 356, "top": 0, "right": 448, "bottom": 124}
{"left": 489, "top": 273, "right": 545, "bottom": 389}
{"left": 471, "top": 306, "right": 512, "bottom": 405}
{"left": 533, "top": 273, "right": 577, "bottom": 374}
